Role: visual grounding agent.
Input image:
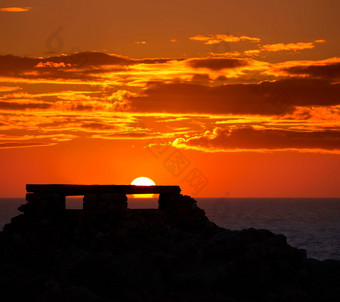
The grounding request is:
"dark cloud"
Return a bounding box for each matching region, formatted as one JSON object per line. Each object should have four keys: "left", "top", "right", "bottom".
{"left": 0, "top": 52, "right": 172, "bottom": 69}
{"left": 0, "top": 55, "right": 38, "bottom": 76}
{"left": 93, "top": 132, "right": 152, "bottom": 139}
{"left": 282, "top": 62, "right": 340, "bottom": 80}
{"left": 187, "top": 58, "right": 248, "bottom": 70}
{"left": 43, "top": 52, "right": 172, "bottom": 67}
{"left": 0, "top": 54, "right": 89, "bottom": 80}
{"left": 0, "top": 52, "right": 174, "bottom": 80}
{"left": 51, "top": 52, "right": 131, "bottom": 67}
{"left": 81, "top": 122, "right": 115, "bottom": 130}
{"left": 127, "top": 79, "right": 340, "bottom": 115}
{"left": 179, "top": 127, "right": 340, "bottom": 151}
{"left": 70, "top": 104, "right": 94, "bottom": 111}
{"left": 0, "top": 101, "right": 52, "bottom": 110}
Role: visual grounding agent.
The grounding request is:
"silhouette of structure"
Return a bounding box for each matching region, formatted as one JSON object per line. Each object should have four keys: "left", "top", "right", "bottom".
{"left": 1, "top": 184, "right": 339, "bottom": 301}
{"left": 22, "top": 184, "right": 190, "bottom": 217}
{"left": 26, "top": 184, "right": 180, "bottom": 195}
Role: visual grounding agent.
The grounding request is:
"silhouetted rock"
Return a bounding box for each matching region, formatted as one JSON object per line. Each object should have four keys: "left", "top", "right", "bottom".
{"left": 19, "top": 193, "right": 65, "bottom": 218}
{"left": 0, "top": 187, "right": 339, "bottom": 302}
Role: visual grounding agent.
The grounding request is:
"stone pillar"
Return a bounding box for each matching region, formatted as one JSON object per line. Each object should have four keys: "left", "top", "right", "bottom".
{"left": 83, "top": 193, "right": 128, "bottom": 215}
{"left": 158, "top": 193, "right": 178, "bottom": 210}
{"left": 18, "top": 193, "right": 65, "bottom": 217}
{"left": 159, "top": 193, "right": 197, "bottom": 212}
{"left": 158, "top": 193, "right": 208, "bottom": 228}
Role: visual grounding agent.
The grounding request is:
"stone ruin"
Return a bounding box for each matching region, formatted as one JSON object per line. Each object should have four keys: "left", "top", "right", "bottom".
{"left": 19, "top": 184, "right": 199, "bottom": 218}
{"left": 3, "top": 185, "right": 339, "bottom": 302}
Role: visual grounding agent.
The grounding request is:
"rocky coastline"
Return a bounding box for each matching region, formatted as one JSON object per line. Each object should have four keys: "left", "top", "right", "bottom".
{"left": 0, "top": 187, "right": 339, "bottom": 301}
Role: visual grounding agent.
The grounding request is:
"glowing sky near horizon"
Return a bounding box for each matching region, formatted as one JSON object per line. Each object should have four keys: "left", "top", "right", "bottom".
{"left": 0, "top": 0, "right": 339, "bottom": 197}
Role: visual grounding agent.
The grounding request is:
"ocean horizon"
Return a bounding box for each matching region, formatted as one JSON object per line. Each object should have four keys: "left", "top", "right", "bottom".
{"left": 1, "top": 197, "right": 339, "bottom": 261}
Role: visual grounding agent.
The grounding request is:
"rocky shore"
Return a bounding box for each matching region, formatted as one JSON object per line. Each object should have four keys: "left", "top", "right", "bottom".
{"left": 0, "top": 191, "right": 339, "bottom": 302}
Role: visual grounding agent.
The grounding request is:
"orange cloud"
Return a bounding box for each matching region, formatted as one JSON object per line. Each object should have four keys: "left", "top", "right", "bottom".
{"left": 190, "top": 34, "right": 260, "bottom": 44}
{"left": 243, "top": 49, "right": 261, "bottom": 56}
{"left": 0, "top": 142, "right": 54, "bottom": 149}
{"left": 0, "top": 7, "right": 31, "bottom": 12}
{"left": 0, "top": 86, "right": 20, "bottom": 92}
{"left": 35, "top": 62, "right": 71, "bottom": 68}
{"left": 173, "top": 127, "right": 340, "bottom": 153}
{"left": 261, "top": 40, "right": 324, "bottom": 52}
{"left": 1, "top": 51, "right": 340, "bottom": 153}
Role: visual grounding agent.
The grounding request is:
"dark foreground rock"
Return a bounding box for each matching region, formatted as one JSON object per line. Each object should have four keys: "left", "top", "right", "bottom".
{"left": 0, "top": 194, "right": 339, "bottom": 302}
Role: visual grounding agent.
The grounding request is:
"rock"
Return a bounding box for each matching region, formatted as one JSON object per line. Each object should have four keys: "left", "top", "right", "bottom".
{"left": 19, "top": 193, "right": 65, "bottom": 218}
{"left": 159, "top": 193, "right": 197, "bottom": 212}
{"left": 59, "top": 286, "right": 102, "bottom": 302}
{"left": 0, "top": 187, "right": 339, "bottom": 302}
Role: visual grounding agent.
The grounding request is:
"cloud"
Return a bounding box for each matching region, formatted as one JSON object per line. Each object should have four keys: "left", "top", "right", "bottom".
{"left": 127, "top": 79, "right": 340, "bottom": 115}
{"left": 44, "top": 52, "right": 171, "bottom": 67}
{"left": 92, "top": 132, "right": 153, "bottom": 139}
{"left": 0, "top": 101, "right": 52, "bottom": 110}
{"left": 35, "top": 62, "right": 72, "bottom": 68}
{"left": 174, "top": 127, "right": 340, "bottom": 152}
{"left": 0, "top": 133, "right": 77, "bottom": 149}
{"left": 0, "top": 52, "right": 171, "bottom": 73}
{"left": 0, "top": 86, "right": 21, "bottom": 92}
{"left": 243, "top": 49, "right": 261, "bottom": 56}
{"left": 0, "top": 7, "right": 31, "bottom": 12}
{"left": 261, "top": 40, "right": 324, "bottom": 52}
{"left": 279, "top": 62, "right": 340, "bottom": 80}
{"left": 217, "top": 39, "right": 326, "bottom": 58}
{"left": 6, "top": 51, "right": 332, "bottom": 88}
{"left": 186, "top": 58, "right": 249, "bottom": 70}
{"left": 190, "top": 34, "right": 260, "bottom": 44}
{"left": 229, "top": 40, "right": 326, "bottom": 58}
{"left": 1, "top": 106, "right": 339, "bottom": 151}
{"left": 1, "top": 50, "right": 339, "bottom": 152}
{"left": 0, "top": 142, "right": 54, "bottom": 149}
{"left": 81, "top": 122, "right": 116, "bottom": 130}
{"left": 0, "top": 52, "right": 130, "bottom": 73}
{"left": 0, "top": 52, "right": 176, "bottom": 83}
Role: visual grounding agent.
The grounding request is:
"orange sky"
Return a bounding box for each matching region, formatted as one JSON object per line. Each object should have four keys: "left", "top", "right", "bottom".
{"left": 0, "top": 0, "right": 340, "bottom": 197}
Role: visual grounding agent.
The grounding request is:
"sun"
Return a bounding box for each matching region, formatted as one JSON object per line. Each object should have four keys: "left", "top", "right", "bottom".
{"left": 131, "top": 177, "right": 156, "bottom": 186}
{"left": 130, "top": 177, "right": 156, "bottom": 198}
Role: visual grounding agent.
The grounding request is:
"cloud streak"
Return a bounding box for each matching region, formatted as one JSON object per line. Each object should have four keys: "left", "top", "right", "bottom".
{"left": 127, "top": 79, "right": 340, "bottom": 115}
{"left": 278, "top": 62, "right": 340, "bottom": 80}
{"left": 0, "top": 7, "right": 32, "bottom": 12}
{"left": 174, "top": 127, "right": 340, "bottom": 153}
{"left": 190, "top": 34, "right": 260, "bottom": 44}
{"left": 261, "top": 40, "right": 324, "bottom": 52}
{"left": 0, "top": 49, "right": 339, "bottom": 152}
{"left": 186, "top": 58, "right": 248, "bottom": 70}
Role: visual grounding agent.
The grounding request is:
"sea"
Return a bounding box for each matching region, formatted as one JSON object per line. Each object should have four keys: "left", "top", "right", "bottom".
{"left": 1, "top": 197, "right": 339, "bottom": 261}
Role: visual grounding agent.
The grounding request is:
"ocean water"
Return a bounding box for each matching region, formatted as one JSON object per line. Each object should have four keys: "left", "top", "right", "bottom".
{"left": 1, "top": 197, "right": 339, "bottom": 261}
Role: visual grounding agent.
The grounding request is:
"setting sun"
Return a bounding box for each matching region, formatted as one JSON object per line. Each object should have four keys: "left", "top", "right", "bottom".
{"left": 131, "top": 177, "right": 156, "bottom": 198}
{"left": 131, "top": 177, "right": 156, "bottom": 186}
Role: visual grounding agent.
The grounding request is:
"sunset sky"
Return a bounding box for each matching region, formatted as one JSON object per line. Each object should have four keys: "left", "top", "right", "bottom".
{"left": 0, "top": 0, "right": 339, "bottom": 197}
